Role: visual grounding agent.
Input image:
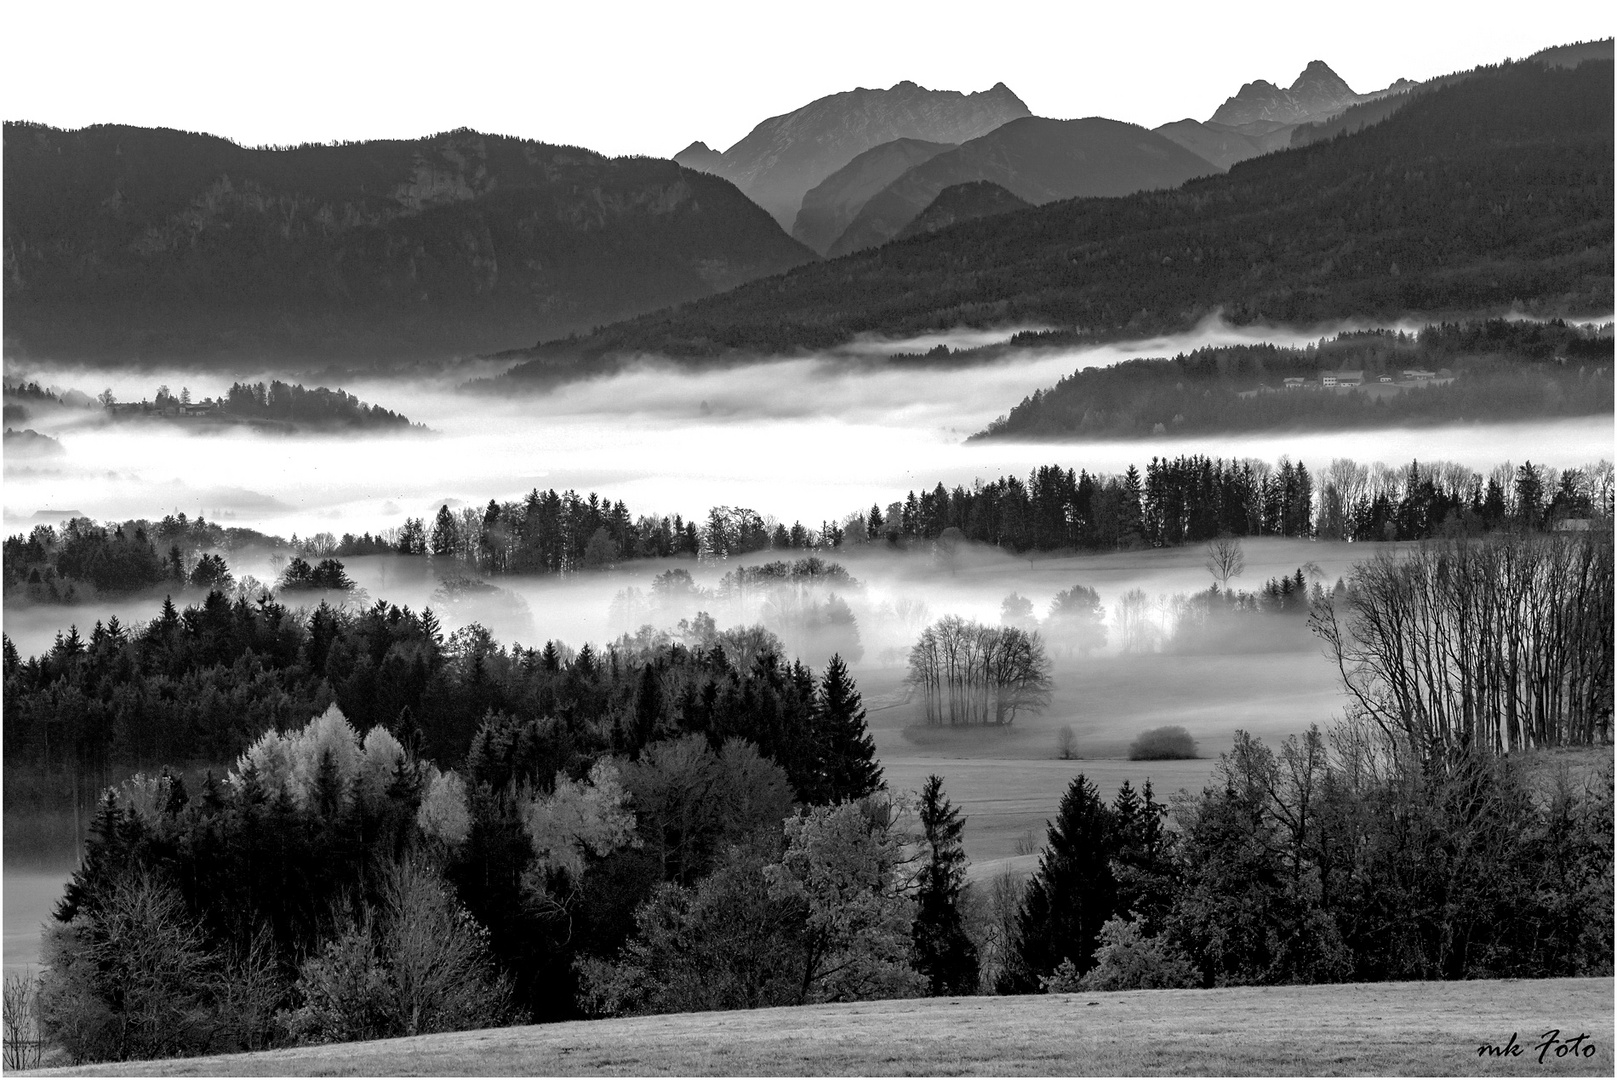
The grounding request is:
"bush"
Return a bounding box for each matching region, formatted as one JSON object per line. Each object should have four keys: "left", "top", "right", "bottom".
{"left": 1128, "top": 725, "right": 1198, "bottom": 760}
{"left": 37, "top": 870, "right": 223, "bottom": 1063}
{"left": 3, "top": 970, "right": 43, "bottom": 1070}
{"left": 282, "top": 860, "right": 519, "bottom": 1044}
{"left": 1076, "top": 915, "right": 1199, "bottom": 991}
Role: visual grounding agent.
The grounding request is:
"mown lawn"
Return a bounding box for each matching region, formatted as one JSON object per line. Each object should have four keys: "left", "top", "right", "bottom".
{"left": 32, "top": 977, "right": 1613, "bottom": 1076}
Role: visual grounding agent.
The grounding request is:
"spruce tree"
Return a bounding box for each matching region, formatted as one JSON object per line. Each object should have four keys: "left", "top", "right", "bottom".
{"left": 912, "top": 775, "right": 979, "bottom": 995}
{"left": 816, "top": 654, "right": 882, "bottom": 802}
{"left": 1002, "top": 773, "right": 1118, "bottom": 992}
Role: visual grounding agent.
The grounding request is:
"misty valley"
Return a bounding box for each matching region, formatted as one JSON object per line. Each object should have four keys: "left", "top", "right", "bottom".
{"left": 1, "top": 32, "right": 1612, "bottom": 1076}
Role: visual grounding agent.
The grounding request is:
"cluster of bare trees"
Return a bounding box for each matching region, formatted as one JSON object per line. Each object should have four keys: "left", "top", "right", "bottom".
{"left": 906, "top": 616, "right": 1053, "bottom": 726}
{"left": 1312, "top": 529, "right": 1614, "bottom": 754}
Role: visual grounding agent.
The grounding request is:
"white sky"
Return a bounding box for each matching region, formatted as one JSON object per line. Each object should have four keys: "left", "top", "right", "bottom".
{"left": 3, "top": 1, "right": 1611, "bottom": 158}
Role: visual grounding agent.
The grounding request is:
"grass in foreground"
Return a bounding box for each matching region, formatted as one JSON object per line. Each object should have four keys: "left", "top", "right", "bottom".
{"left": 30, "top": 977, "right": 1613, "bottom": 1076}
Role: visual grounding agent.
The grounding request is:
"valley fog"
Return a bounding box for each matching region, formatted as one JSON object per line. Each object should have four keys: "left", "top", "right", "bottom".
{"left": 5, "top": 318, "right": 1612, "bottom": 541}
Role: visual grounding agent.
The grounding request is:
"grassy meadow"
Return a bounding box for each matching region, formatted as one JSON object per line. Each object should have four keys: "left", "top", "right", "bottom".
{"left": 28, "top": 977, "right": 1613, "bottom": 1076}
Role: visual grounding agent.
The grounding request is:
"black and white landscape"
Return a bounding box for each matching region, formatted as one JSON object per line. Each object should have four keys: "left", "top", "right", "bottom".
{"left": 2, "top": 7, "right": 1613, "bottom": 1075}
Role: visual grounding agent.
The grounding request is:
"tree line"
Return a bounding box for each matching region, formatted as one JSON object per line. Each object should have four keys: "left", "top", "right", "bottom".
{"left": 15, "top": 452, "right": 1606, "bottom": 610}
{"left": 996, "top": 730, "right": 1610, "bottom": 996}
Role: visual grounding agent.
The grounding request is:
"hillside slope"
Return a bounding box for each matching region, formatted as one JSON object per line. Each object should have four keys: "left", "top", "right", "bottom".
{"left": 791, "top": 137, "right": 957, "bottom": 255}
{"left": 500, "top": 58, "right": 1614, "bottom": 381}
{"left": 894, "top": 180, "right": 1033, "bottom": 240}
{"left": 674, "top": 81, "right": 1029, "bottom": 229}
{"left": 2, "top": 125, "right": 816, "bottom": 364}
{"left": 39, "top": 978, "right": 1613, "bottom": 1076}
{"left": 827, "top": 117, "right": 1218, "bottom": 256}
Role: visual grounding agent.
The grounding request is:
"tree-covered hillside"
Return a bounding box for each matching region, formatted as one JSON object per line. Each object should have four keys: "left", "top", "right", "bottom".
{"left": 3, "top": 126, "right": 815, "bottom": 363}
{"left": 978, "top": 320, "right": 1614, "bottom": 440}
{"left": 502, "top": 59, "right": 1613, "bottom": 381}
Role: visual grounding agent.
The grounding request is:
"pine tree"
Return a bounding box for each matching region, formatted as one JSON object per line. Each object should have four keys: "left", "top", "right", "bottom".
{"left": 866, "top": 504, "right": 884, "bottom": 541}
{"left": 632, "top": 663, "right": 662, "bottom": 751}
{"left": 912, "top": 775, "right": 979, "bottom": 995}
{"left": 1110, "top": 779, "right": 1176, "bottom": 930}
{"left": 430, "top": 504, "right": 458, "bottom": 558}
{"left": 1002, "top": 773, "right": 1118, "bottom": 992}
{"left": 816, "top": 654, "right": 882, "bottom": 802}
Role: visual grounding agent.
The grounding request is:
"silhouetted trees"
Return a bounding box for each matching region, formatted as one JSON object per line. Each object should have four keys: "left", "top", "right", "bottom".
{"left": 1312, "top": 529, "right": 1615, "bottom": 752}
{"left": 906, "top": 617, "right": 1052, "bottom": 726}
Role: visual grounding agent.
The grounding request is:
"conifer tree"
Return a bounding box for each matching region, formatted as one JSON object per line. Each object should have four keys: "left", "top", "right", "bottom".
{"left": 816, "top": 654, "right": 882, "bottom": 802}
{"left": 632, "top": 663, "right": 662, "bottom": 751}
{"left": 912, "top": 775, "right": 979, "bottom": 995}
{"left": 1110, "top": 778, "right": 1177, "bottom": 930}
{"left": 1002, "top": 773, "right": 1118, "bottom": 992}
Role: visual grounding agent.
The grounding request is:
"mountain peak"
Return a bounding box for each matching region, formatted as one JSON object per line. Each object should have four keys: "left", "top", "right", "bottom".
{"left": 1291, "top": 60, "right": 1357, "bottom": 95}
{"left": 1211, "top": 61, "right": 1362, "bottom": 127}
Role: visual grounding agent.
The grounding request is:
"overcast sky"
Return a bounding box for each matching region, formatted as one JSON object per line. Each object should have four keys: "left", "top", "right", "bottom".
{"left": 4, "top": 1, "right": 1610, "bottom": 157}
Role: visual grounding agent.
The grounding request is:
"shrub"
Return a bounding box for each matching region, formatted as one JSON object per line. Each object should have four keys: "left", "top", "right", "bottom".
{"left": 1077, "top": 915, "right": 1199, "bottom": 991}
{"left": 1128, "top": 725, "right": 1198, "bottom": 760}
{"left": 282, "top": 860, "right": 518, "bottom": 1044}
{"left": 37, "top": 870, "right": 220, "bottom": 1063}
{"left": 3, "top": 970, "right": 43, "bottom": 1070}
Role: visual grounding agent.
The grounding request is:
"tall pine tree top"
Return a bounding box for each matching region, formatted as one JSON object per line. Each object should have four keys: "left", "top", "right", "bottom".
{"left": 913, "top": 774, "right": 979, "bottom": 996}
{"left": 1003, "top": 772, "right": 1119, "bottom": 992}
{"left": 817, "top": 654, "right": 883, "bottom": 803}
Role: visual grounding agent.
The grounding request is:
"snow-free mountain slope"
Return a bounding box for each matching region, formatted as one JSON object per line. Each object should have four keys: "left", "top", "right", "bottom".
{"left": 792, "top": 138, "right": 957, "bottom": 255}
{"left": 892, "top": 180, "right": 1033, "bottom": 240}
{"left": 827, "top": 116, "right": 1218, "bottom": 256}
{"left": 676, "top": 81, "right": 1030, "bottom": 228}
{"left": 2, "top": 125, "right": 817, "bottom": 364}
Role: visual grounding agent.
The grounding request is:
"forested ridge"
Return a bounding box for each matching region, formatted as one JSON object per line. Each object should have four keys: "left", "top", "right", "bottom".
{"left": 977, "top": 320, "right": 1613, "bottom": 439}
{"left": 501, "top": 59, "right": 1613, "bottom": 379}
{"left": 2, "top": 125, "right": 814, "bottom": 363}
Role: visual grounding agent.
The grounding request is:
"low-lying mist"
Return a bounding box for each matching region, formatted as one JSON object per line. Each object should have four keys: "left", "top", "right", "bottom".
{"left": 3, "top": 535, "right": 1362, "bottom": 671}
{"left": 6, "top": 317, "right": 1612, "bottom": 546}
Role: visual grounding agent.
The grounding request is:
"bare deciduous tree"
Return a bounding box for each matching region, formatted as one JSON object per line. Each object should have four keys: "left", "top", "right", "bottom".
{"left": 1311, "top": 529, "right": 1614, "bottom": 755}
{"left": 907, "top": 617, "right": 1053, "bottom": 726}
{"left": 1056, "top": 725, "right": 1078, "bottom": 760}
{"left": 1204, "top": 532, "right": 1246, "bottom": 590}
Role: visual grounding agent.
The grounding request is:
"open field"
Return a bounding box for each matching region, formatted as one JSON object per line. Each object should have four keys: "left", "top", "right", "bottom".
{"left": 29, "top": 977, "right": 1614, "bottom": 1076}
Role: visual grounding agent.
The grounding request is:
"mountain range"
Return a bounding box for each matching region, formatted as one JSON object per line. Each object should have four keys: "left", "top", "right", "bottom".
{"left": 2, "top": 126, "right": 814, "bottom": 363}
{"left": 7, "top": 42, "right": 1610, "bottom": 369}
{"left": 498, "top": 55, "right": 1613, "bottom": 380}
{"left": 695, "top": 60, "right": 1413, "bottom": 259}
{"left": 673, "top": 81, "right": 1031, "bottom": 230}
{"left": 1149, "top": 61, "right": 1416, "bottom": 171}
{"left": 825, "top": 117, "right": 1217, "bottom": 256}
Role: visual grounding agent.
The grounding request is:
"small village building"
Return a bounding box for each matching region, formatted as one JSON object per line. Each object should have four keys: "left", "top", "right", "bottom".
{"left": 1322, "top": 369, "right": 1364, "bottom": 388}
{"left": 1283, "top": 377, "right": 1305, "bottom": 390}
